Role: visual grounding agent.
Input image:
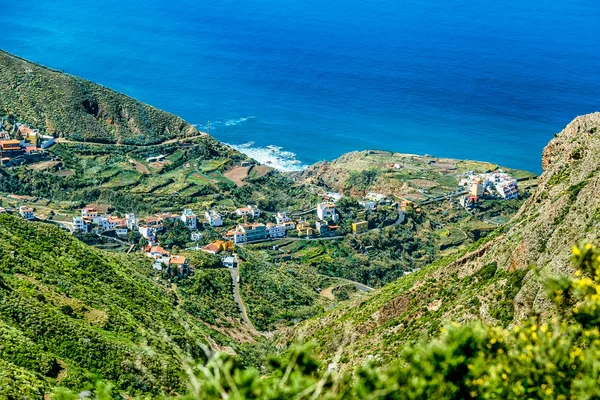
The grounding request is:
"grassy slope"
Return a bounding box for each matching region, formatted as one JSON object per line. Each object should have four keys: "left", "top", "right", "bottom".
{"left": 0, "top": 214, "right": 244, "bottom": 396}
{"left": 0, "top": 50, "right": 197, "bottom": 145}
{"left": 289, "top": 113, "right": 600, "bottom": 369}
{"left": 299, "top": 149, "right": 537, "bottom": 200}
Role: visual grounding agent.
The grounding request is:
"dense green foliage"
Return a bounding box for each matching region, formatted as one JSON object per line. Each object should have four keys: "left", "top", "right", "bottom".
{"left": 0, "top": 51, "right": 196, "bottom": 144}
{"left": 158, "top": 220, "right": 194, "bottom": 249}
{"left": 344, "top": 169, "right": 378, "bottom": 191}
{"left": 50, "top": 243, "right": 600, "bottom": 399}
{"left": 177, "top": 269, "right": 240, "bottom": 325}
{"left": 0, "top": 215, "right": 247, "bottom": 396}
{"left": 236, "top": 248, "right": 329, "bottom": 331}
{"left": 282, "top": 224, "right": 435, "bottom": 288}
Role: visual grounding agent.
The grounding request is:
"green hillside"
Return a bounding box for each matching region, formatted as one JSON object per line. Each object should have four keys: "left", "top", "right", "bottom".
{"left": 0, "top": 50, "right": 197, "bottom": 145}
{"left": 49, "top": 243, "right": 600, "bottom": 399}
{"left": 0, "top": 214, "right": 244, "bottom": 396}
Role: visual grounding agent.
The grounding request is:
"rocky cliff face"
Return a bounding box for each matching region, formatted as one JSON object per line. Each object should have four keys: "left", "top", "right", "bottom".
{"left": 291, "top": 113, "right": 600, "bottom": 368}
{"left": 489, "top": 112, "right": 600, "bottom": 320}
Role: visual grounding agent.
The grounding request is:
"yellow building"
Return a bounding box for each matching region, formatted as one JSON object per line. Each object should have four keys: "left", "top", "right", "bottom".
{"left": 352, "top": 221, "right": 369, "bottom": 234}
{"left": 296, "top": 221, "right": 314, "bottom": 237}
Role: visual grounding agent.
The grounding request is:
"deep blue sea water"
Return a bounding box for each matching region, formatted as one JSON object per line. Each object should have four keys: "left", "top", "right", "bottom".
{"left": 1, "top": 0, "right": 599, "bottom": 172}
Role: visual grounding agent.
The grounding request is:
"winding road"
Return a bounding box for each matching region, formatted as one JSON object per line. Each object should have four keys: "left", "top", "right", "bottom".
{"left": 229, "top": 267, "right": 262, "bottom": 336}
{"left": 336, "top": 277, "right": 374, "bottom": 292}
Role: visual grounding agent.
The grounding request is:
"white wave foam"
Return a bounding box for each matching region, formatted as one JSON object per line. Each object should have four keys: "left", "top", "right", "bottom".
{"left": 227, "top": 142, "right": 307, "bottom": 172}
{"left": 194, "top": 116, "right": 255, "bottom": 131}
{"left": 224, "top": 116, "right": 255, "bottom": 126}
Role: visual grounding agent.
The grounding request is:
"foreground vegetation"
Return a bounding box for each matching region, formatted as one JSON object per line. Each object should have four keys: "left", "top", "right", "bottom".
{"left": 49, "top": 242, "right": 600, "bottom": 399}
{"left": 0, "top": 215, "right": 271, "bottom": 397}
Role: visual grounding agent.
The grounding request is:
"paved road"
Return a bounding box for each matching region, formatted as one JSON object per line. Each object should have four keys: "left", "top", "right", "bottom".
{"left": 97, "top": 233, "right": 129, "bottom": 245}
{"left": 55, "top": 133, "right": 207, "bottom": 147}
{"left": 289, "top": 208, "right": 317, "bottom": 217}
{"left": 229, "top": 267, "right": 262, "bottom": 336}
{"left": 321, "top": 275, "right": 374, "bottom": 292}
{"left": 419, "top": 190, "right": 468, "bottom": 206}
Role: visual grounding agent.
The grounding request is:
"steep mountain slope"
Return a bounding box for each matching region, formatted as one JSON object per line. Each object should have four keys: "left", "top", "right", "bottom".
{"left": 0, "top": 214, "right": 252, "bottom": 397}
{"left": 0, "top": 50, "right": 197, "bottom": 144}
{"left": 291, "top": 112, "right": 600, "bottom": 368}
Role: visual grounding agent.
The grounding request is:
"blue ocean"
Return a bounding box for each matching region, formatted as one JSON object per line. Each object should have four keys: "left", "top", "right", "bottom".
{"left": 1, "top": 0, "right": 599, "bottom": 172}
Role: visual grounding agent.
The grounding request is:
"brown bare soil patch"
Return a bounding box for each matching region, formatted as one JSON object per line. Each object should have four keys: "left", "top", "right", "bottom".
{"left": 409, "top": 179, "right": 439, "bottom": 188}
{"left": 129, "top": 159, "right": 149, "bottom": 174}
{"left": 52, "top": 170, "right": 75, "bottom": 177}
{"left": 320, "top": 286, "right": 335, "bottom": 300}
{"left": 224, "top": 166, "right": 250, "bottom": 187}
{"left": 27, "top": 160, "right": 60, "bottom": 171}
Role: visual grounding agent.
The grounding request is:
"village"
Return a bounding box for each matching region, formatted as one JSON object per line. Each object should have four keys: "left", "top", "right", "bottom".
{"left": 0, "top": 122, "right": 56, "bottom": 166}
{"left": 458, "top": 170, "right": 519, "bottom": 210}
{"left": 0, "top": 119, "right": 526, "bottom": 280}
{"left": 0, "top": 191, "right": 393, "bottom": 260}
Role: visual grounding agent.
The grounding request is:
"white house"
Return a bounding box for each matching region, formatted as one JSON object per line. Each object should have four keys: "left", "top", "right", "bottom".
{"left": 266, "top": 223, "right": 286, "bottom": 239}
{"left": 228, "top": 230, "right": 247, "bottom": 244}
{"left": 365, "top": 192, "right": 386, "bottom": 203}
{"left": 126, "top": 213, "right": 138, "bottom": 230}
{"left": 73, "top": 216, "right": 89, "bottom": 233}
{"left": 317, "top": 202, "right": 338, "bottom": 222}
{"left": 283, "top": 220, "right": 296, "bottom": 230}
{"left": 107, "top": 216, "right": 127, "bottom": 230}
{"left": 146, "top": 245, "right": 169, "bottom": 260}
{"left": 19, "top": 206, "right": 35, "bottom": 220}
{"left": 139, "top": 225, "right": 159, "bottom": 241}
{"left": 496, "top": 181, "right": 518, "bottom": 199}
{"left": 190, "top": 231, "right": 203, "bottom": 242}
{"left": 235, "top": 205, "right": 261, "bottom": 218}
{"left": 205, "top": 210, "right": 223, "bottom": 227}
{"left": 19, "top": 207, "right": 34, "bottom": 220}
{"left": 155, "top": 213, "right": 178, "bottom": 223}
{"left": 181, "top": 209, "right": 197, "bottom": 230}
{"left": 222, "top": 256, "right": 238, "bottom": 268}
{"left": 275, "top": 212, "right": 291, "bottom": 225}
{"left": 325, "top": 192, "right": 343, "bottom": 202}
{"left": 359, "top": 200, "right": 376, "bottom": 210}
{"left": 93, "top": 216, "right": 110, "bottom": 232}
{"left": 81, "top": 205, "right": 98, "bottom": 218}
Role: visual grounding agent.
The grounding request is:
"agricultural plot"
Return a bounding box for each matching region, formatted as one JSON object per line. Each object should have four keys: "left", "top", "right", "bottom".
{"left": 224, "top": 166, "right": 250, "bottom": 187}
{"left": 101, "top": 170, "right": 142, "bottom": 188}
